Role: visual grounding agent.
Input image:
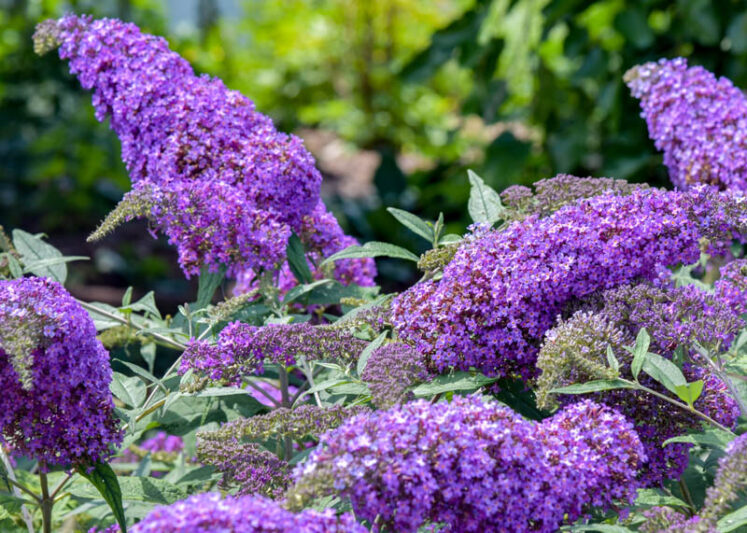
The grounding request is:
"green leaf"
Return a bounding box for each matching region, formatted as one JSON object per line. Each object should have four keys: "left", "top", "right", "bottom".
{"left": 674, "top": 380, "right": 705, "bottom": 408}
{"left": 76, "top": 461, "right": 127, "bottom": 532}
{"left": 12, "top": 229, "right": 67, "bottom": 283}
{"left": 117, "top": 361, "right": 165, "bottom": 393}
{"left": 194, "top": 266, "right": 226, "bottom": 310}
{"left": 412, "top": 372, "right": 498, "bottom": 397}
{"left": 110, "top": 372, "right": 147, "bottom": 408}
{"left": 3, "top": 253, "right": 22, "bottom": 278}
{"left": 549, "top": 379, "right": 634, "bottom": 395}
{"left": 633, "top": 488, "right": 690, "bottom": 509}
{"left": 719, "top": 504, "right": 747, "bottom": 532}
{"left": 321, "top": 241, "right": 419, "bottom": 266}
{"left": 629, "top": 328, "right": 650, "bottom": 381}
{"left": 438, "top": 234, "right": 462, "bottom": 245}
{"left": 121, "top": 287, "right": 133, "bottom": 307}
{"left": 663, "top": 428, "right": 735, "bottom": 448}
{"left": 22, "top": 255, "right": 88, "bottom": 274}
{"left": 71, "top": 475, "right": 186, "bottom": 506}
{"left": 282, "top": 279, "right": 334, "bottom": 306}
{"left": 606, "top": 345, "right": 619, "bottom": 373}
{"left": 190, "top": 387, "right": 251, "bottom": 398}
{"left": 286, "top": 232, "right": 312, "bottom": 284}
{"left": 387, "top": 207, "right": 434, "bottom": 243}
{"left": 565, "top": 526, "right": 635, "bottom": 532}
{"left": 127, "top": 291, "right": 161, "bottom": 318}
{"left": 467, "top": 170, "right": 505, "bottom": 225}
{"left": 642, "top": 352, "right": 687, "bottom": 395}
{"left": 357, "top": 332, "right": 388, "bottom": 376}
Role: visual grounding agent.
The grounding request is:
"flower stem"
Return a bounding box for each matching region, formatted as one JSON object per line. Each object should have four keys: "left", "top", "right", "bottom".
{"left": 39, "top": 470, "right": 53, "bottom": 533}
{"left": 622, "top": 379, "right": 734, "bottom": 433}
{"left": 278, "top": 367, "right": 294, "bottom": 461}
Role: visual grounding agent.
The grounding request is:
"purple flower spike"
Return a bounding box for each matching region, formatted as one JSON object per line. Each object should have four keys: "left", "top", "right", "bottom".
{"left": 392, "top": 186, "right": 744, "bottom": 378}
{"left": 0, "top": 277, "right": 122, "bottom": 468}
{"left": 626, "top": 57, "right": 747, "bottom": 191}
{"left": 35, "top": 15, "right": 322, "bottom": 277}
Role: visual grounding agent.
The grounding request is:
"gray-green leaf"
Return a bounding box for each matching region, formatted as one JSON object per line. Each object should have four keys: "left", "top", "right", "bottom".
{"left": 357, "top": 332, "right": 388, "bottom": 376}
{"left": 549, "top": 379, "right": 634, "bottom": 395}
{"left": 321, "top": 241, "right": 419, "bottom": 265}
{"left": 387, "top": 208, "right": 434, "bottom": 242}
{"left": 412, "top": 372, "right": 498, "bottom": 397}
{"left": 642, "top": 352, "right": 687, "bottom": 395}
{"left": 467, "top": 170, "right": 505, "bottom": 225}
{"left": 12, "top": 229, "right": 67, "bottom": 283}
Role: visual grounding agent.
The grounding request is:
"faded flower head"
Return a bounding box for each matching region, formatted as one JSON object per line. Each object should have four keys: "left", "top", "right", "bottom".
{"left": 626, "top": 57, "right": 747, "bottom": 191}
{"left": 180, "top": 321, "right": 366, "bottom": 384}
{"left": 129, "top": 492, "right": 365, "bottom": 532}
{"left": 501, "top": 174, "right": 647, "bottom": 221}
{"left": 361, "top": 342, "right": 429, "bottom": 409}
{"left": 0, "top": 277, "right": 121, "bottom": 468}
{"left": 289, "top": 395, "right": 643, "bottom": 533}
{"left": 535, "top": 311, "right": 627, "bottom": 410}
{"left": 201, "top": 404, "right": 369, "bottom": 444}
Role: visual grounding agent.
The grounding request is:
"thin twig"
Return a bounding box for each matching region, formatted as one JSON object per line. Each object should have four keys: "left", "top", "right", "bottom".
{"left": 622, "top": 379, "right": 735, "bottom": 433}
{"left": 77, "top": 299, "right": 187, "bottom": 350}
{"left": 246, "top": 379, "right": 282, "bottom": 408}
{"left": 49, "top": 472, "right": 73, "bottom": 501}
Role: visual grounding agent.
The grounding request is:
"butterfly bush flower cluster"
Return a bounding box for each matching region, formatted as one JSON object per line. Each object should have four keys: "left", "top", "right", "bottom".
{"left": 536, "top": 277, "right": 742, "bottom": 485}
{"left": 360, "top": 342, "right": 429, "bottom": 408}
{"left": 33, "top": 16, "right": 375, "bottom": 286}
{"left": 626, "top": 57, "right": 747, "bottom": 191}
{"left": 0, "top": 277, "right": 121, "bottom": 468}
{"left": 196, "top": 439, "right": 289, "bottom": 498}
{"left": 180, "top": 321, "right": 366, "bottom": 384}
{"left": 129, "top": 492, "right": 364, "bottom": 533}
{"left": 289, "top": 396, "right": 644, "bottom": 533}
{"left": 501, "top": 174, "right": 647, "bottom": 221}
{"left": 715, "top": 258, "right": 747, "bottom": 312}
{"left": 392, "top": 186, "right": 743, "bottom": 378}
{"left": 641, "top": 433, "right": 747, "bottom": 533}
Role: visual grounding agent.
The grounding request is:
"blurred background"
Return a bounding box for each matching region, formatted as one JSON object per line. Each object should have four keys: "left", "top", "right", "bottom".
{"left": 4, "top": 0, "right": 747, "bottom": 308}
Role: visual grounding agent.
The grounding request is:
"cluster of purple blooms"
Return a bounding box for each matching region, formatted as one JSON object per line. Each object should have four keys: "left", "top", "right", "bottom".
{"left": 128, "top": 492, "right": 365, "bottom": 533}
{"left": 391, "top": 185, "right": 742, "bottom": 378}
{"left": 360, "top": 342, "right": 429, "bottom": 408}
{"left": 537, "top": 272, "right": 743, "bottom": 485}
{"left": 196, "top": 438, "right": 290, "bottom": 498}
{"left": 34, "top": 16, "right": 375, "bottom": 288}
{"left": 0, "top": 277, "right": 121, "bottom": 468}
{"left": 289, "top": 395, "right": 644, "bottom": 533}
{"left": 626, "top": 57, "right": 747, "bottom": 191}
{"left": 180, "top": 321, "right": 366, "bottom": 384}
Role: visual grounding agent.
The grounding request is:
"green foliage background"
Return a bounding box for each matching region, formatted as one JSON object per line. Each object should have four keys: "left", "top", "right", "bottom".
{"left": 4, "top": 0, "right": 747, "bottom": 294}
